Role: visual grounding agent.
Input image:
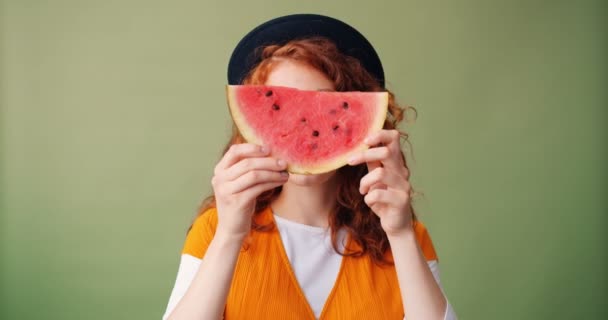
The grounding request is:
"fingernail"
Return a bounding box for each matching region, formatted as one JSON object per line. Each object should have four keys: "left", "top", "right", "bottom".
{"left": 364, "top": 137, "right": 371, "bottom": 144}
{"left": 260, "top": 146, "right": 269, "bottom": 154}
{"left": 277, "top": 159, "right": 286, "bottom": 167}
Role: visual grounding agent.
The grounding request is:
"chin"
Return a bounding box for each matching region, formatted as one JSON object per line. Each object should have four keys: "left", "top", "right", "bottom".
{"left": 287, "top": 170, "right": 336, "bottom": 186}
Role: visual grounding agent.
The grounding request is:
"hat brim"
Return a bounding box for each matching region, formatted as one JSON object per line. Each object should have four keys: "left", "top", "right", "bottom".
{"left": 227, "top": 14, "right": 385, "bottom": 88}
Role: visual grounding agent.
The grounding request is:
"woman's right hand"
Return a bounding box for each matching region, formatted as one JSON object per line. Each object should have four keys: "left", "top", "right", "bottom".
{"left": 211, "top": 143, "right": 288, "bottom": 240}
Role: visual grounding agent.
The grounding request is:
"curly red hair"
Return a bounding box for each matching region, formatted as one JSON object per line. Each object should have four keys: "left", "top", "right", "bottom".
{"left": 196, "top": 37, "right": 419, "bottom": 265}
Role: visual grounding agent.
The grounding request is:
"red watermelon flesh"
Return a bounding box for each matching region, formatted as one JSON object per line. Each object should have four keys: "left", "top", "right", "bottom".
{"left": 226, "top": 85, "right": 388, "bottom": 174}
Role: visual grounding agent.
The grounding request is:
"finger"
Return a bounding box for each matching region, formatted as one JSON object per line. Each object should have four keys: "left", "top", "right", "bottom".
{"left": 216, "top": 144, "right": 269, "bottom": 172}
{"left": 367, "top": 182, "right": 388, "bottom": 195}
{"left": 366, "top": 160, "right": 382, "bottom": 172}
{"left": 365, "top": 129, "right": 401, "bottom": 154}
{"left": 359, "top": 167, "right": 400, "bottom": 194}
{"left": 348, "top": 146, "right": 393, "bottom": 167}
{"left": 224, "top": 157, "right": 287, "bottom": 181}
{"left": 364, "top": 188, "right": 408, "bottom": 208}
{"left": 241, "top": 180, "right": 286, "bottom": 202}
{"left": 225, "top": 170, "right": 289, "bottom": 194}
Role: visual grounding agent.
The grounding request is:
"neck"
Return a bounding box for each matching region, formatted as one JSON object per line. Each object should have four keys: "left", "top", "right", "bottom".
{"left": 271, "top": 176, "right": 338, "bottom": 228}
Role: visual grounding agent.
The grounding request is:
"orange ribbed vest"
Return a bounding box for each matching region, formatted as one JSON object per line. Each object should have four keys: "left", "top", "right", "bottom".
{"left": 182, "top": 207, "right": 438, "bottom": 320}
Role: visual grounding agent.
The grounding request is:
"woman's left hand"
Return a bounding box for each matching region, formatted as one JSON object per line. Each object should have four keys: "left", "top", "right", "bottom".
{"left": 348, "top": 129, "right": 414, "bottom": 237}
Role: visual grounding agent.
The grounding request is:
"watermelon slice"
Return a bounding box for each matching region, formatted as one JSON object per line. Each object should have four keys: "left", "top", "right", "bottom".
{"left": 226, "top": 85, "right": 388, "bottom": 174}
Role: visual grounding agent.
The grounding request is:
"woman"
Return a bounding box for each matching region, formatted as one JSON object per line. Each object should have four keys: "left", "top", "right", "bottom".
{"left": 164, "top": 14, "right": 457, "bottom": 320}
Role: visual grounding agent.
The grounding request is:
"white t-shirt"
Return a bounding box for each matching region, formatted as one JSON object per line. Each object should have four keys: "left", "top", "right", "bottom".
{"left": 163, "top": 215, "right": 457, "bottom": 319}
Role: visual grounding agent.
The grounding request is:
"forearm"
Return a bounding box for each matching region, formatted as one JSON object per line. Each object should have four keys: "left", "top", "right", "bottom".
{"left": 389, "top": 229, "right": 447, "bottom": 320}
{"left": 167, "top": 232, "right": 243, "bottom": 320}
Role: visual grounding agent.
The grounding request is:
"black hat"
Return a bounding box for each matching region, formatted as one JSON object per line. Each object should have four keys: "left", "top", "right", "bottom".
{"left": 227, "top": 14, "right": 385, "bottom": 88}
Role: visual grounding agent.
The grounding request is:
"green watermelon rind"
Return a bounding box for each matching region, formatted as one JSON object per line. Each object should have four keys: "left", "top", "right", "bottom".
{"left": 226, "top": 85, "right": 389, "bottom": 175}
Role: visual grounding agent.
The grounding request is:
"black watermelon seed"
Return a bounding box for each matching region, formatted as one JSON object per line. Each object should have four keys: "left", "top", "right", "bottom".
{"left": 312, "top": 130, "right": 319, "bottom": 137}
{"left": 300, "top": 117, "right": 307, "bottom": 123}
{"left": 342, "top": 102, "right": 349, "bottom": 109}
{"left": 332, "top": 125, "right": 339, "bottom": 131}
{"left": 265, "top": 90, "right": 273, "bottom": 97}
{"left": 272, "top": 104, "right": 280, "bottom": 110}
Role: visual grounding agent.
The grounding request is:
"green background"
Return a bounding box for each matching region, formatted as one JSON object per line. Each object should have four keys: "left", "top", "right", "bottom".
{"left": 1, "top": 0, "right": 606, "bottom": 319}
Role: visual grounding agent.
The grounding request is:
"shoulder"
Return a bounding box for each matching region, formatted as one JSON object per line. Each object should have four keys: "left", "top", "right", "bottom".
{"left": 181, "top": 208, "right": 219, "bottom": 258}
{"left": 191, "top": 207, "right": 219, "bottom": 232}
{"left": 413, "top": 220, "right": 439, "bottom": 261}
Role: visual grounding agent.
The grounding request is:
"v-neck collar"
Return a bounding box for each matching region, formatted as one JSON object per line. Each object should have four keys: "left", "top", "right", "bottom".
{"left": 263, "top": 207, "right": 350, "bottom": 320}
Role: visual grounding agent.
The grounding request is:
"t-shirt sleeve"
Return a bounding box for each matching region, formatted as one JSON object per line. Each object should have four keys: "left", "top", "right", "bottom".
{"left": 414, "top": 221, "right": 438, "bottom": 261}
{"left": 181, "top": 208, "right": 219, "bottom": 259}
